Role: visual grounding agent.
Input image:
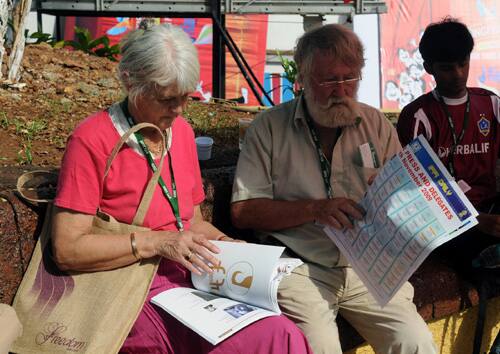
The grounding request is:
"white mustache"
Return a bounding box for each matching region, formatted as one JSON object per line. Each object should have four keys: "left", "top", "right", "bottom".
{"left": 321, "top": 97, "right": 352, "bottom": 110}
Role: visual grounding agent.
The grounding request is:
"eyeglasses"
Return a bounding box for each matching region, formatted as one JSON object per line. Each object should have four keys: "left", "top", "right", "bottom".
{"left": 315, "top": 76, "right": 362, "bottom": 87}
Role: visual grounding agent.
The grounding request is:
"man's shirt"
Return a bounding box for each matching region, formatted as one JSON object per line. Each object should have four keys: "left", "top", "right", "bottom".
{"left": 232, "top": 95, "right": 401, "bottom": 267}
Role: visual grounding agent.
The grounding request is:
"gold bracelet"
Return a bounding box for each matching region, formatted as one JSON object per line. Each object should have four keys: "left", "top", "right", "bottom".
{"left": 130, "top": 232, "right": 142, "bottom": 260}
{"left": 216, "top": 234, "right": 228, "bottom": 241}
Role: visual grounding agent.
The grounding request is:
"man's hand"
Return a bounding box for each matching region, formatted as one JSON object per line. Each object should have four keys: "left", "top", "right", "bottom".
{"left": 477, "top": 213, "right": 500, "bottom": 238}
{"left": 312, "top": 198, "right": 365, "bottom": 230}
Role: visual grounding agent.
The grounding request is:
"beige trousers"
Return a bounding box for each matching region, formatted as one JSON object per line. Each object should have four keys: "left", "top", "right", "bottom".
{"left": 0, "top": 304, "right": 22, "bottom": 354}
{"left": 278, "top": 262, "right": 437, "bottom": 354}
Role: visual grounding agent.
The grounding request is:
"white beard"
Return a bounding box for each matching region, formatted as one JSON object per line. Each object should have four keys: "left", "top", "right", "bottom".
{"left": 304, "top": 90, "right": 360, "bottom": 128}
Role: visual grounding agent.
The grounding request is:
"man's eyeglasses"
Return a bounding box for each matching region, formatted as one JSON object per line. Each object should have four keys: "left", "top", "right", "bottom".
{"left": 316, "top": 76, "right": 362, "bottom": 87}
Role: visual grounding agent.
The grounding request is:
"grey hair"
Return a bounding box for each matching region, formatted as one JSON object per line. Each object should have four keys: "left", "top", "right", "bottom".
{"left": 118, "top": 23, "right": 200, "bottom": 105}
{"left": 294, "top": 24, "right": 365, "bottom": 84}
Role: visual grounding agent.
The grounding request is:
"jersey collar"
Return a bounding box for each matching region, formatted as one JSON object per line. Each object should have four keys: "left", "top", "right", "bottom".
{"left": 432, "top": 89, "right": 468, "bottom": 106}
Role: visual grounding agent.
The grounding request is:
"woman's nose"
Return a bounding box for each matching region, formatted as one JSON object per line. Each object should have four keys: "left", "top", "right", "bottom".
{"left": 171, "top": 103, "right": 183, "bottom": 115}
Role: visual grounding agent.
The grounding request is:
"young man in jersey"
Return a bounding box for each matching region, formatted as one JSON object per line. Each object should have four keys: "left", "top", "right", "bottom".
{"left": 397, "top": 18, "right": 500, "bottom": 275}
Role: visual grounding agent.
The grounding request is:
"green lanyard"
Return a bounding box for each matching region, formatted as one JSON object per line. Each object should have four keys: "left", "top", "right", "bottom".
{"left": 435, "top": 90, "right": 470, "bottom": 177}
{"left": 304, "top": 115, "right": 334, "bottom": 199}
{"left": 121, "top": 99, "right": 184, "bottom": 231}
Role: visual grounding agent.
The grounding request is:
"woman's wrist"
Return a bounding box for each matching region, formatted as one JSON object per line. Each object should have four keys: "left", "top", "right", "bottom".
{"left": 130, "top": 232, "right": 142, "bottom": 260}
{"left": 132, "top": 230, "right": 173, "bottom": 259}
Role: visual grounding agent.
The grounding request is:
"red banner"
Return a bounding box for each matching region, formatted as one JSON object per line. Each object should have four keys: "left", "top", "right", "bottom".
{"left": 380, "top": 0, "right": 450, "bottom": 109}
{"left": 63, "top": 15, "right": 268, "bottom": 105}
{"left": 380, "top": 0, "right": 500, "bottom": 109}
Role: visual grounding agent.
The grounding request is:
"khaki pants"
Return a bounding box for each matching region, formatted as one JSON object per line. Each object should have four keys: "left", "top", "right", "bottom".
{"left": 0, "top": 304, "right": 22, "bottom": 354}
{"left": 278, "top": 263, "right": 436, "bottom": 354}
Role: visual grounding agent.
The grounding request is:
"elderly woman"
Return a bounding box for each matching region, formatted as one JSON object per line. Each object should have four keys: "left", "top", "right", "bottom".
{"left": 51, "top": 24, "right": 311, "bottom": 353}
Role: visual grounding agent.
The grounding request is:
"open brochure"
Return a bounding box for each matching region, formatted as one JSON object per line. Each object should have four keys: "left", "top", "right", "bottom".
{"left": 151, "top": 241, "right": 302, "bottom": 345}
{"left": 324, "top": 135, "right": 479, "bottom": 306}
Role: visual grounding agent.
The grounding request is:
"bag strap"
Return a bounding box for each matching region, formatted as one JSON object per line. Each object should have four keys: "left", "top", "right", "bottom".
{"left": 103, "top": 122, "right": 167, "bottom": 226}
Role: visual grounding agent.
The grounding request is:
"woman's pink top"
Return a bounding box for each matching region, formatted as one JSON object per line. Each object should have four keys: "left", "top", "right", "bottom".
{"left": 54, "top": 103, "right": 204, "bottom": 231}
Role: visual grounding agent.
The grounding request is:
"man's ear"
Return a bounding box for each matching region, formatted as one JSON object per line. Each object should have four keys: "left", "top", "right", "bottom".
{"left": 423, "top": 61, "right": 433, "bottom": 75}
{"left": 295, "top": 74, "right": 304, "bottom": 89}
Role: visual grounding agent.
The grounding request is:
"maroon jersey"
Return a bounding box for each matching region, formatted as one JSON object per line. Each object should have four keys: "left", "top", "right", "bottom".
{"left": 397, "top": 87, "right": 500, "bottom": 208}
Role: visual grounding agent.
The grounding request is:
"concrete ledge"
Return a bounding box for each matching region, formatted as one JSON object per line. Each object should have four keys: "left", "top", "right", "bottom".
{"left": 1, "top": 166, "right": 499, "bottom": 353}
{"left": 348, "top": 297, "right": 500, "bottom": 354}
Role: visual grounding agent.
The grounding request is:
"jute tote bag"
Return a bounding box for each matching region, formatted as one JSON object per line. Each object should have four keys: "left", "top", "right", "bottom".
{"left": 12, "top": 122, "right": 166, "bottom": 353}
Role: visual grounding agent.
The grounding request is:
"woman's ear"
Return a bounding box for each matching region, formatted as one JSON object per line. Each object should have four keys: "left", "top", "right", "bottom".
{"left": 122, "top": 71, "right": 132, "bottom": 90}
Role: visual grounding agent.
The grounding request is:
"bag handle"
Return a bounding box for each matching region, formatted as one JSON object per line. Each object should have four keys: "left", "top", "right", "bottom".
{"left": 16, "top": 170, "right": 58, "bottom": 204}
{"left": 103, "top": 122, "right": 167, "bottom": 226}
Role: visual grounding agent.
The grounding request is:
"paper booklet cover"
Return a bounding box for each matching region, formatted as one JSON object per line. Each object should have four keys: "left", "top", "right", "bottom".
{"left": 151, "top": 241, "right": 302, "bottom": 345}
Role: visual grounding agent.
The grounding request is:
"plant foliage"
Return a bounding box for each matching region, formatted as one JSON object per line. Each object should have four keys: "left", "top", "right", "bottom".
{"left": 277, "top": 51, "right": 301, "bottom": 97}
{"left": 65, "top": 26, "right": 120, "bottom": 61}
{"left": 29, "top": 31, "right": 65, "bottom": 48}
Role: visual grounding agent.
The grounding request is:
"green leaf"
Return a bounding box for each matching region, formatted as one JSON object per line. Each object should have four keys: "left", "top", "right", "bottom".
{"left": 52, "top": 40, "right": 66, "bottom": 49}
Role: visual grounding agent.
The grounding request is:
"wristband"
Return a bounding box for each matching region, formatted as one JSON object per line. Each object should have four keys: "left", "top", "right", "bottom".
{"left": 130, "top": 232, "right": 142, "bottom": 260}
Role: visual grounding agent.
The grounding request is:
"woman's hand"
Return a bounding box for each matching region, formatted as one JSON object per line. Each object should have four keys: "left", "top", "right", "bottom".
{"left": 216, "top": 235, "right": 246, "bottom": 243}
{"left": 153, "top": 230, "right": 221, "bottom": 275}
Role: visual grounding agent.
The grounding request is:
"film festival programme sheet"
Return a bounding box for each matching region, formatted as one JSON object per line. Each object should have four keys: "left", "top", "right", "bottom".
{"left": 151, "top": 241, "right": 302, "bottom": 345}
{"left": 324, "top": 135, "right": 478, "bottom": 306}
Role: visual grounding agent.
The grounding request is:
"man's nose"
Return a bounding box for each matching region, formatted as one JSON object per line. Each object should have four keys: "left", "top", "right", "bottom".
{"left": 329, "top": 83, "right": 349, "bottom": 98}
{"left": 453, "top": 65, "right": 467, "bottom": 79}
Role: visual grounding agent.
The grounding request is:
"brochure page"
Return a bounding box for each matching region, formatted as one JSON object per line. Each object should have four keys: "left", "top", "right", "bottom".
{"left": 324, "top": 136, "right": 478, "bottom": 305}
{"left": 151, "top": 287, "right": 278, "bottom": 345}
{"left": 151, "top": 242, "right": 303, "bottom": 344}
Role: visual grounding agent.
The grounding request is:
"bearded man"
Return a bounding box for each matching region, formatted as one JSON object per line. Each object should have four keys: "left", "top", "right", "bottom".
{"left": 230, "top": 24, "right": 436, "bottom": 354}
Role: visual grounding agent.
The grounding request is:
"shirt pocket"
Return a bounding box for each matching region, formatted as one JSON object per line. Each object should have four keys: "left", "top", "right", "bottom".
{"left": 349, "top": 164, "right": 380, "bottom": 200}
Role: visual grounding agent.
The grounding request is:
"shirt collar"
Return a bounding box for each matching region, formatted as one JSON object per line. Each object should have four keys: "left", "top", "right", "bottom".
{"left": 432, "top": 89, "right": 468, "bottom": 105}
{"left": 292, "top": 93, "right": 308, "bottom": 128}
{"left": 108, "top": 102, "right": 172, "bottom": 156}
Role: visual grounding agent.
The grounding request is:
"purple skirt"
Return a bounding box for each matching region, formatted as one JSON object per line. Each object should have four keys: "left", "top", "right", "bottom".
{"left": 120, "top": 259, "right": 312, "bottom": 354}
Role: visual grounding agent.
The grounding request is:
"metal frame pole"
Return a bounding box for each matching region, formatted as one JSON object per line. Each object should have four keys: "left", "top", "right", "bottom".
{"left": 211, "top": 0, "right": 225, "bottom": 99}
{"left": 211, "top": 13, "right": 268, "bottom": 106}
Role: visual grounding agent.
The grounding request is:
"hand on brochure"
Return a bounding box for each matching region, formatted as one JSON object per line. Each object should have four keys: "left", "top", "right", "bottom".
{"left": 217, "top": 235, "right": 246, "bottom": 243}
{"left": 154, "top": 230, "right": 221, "bottom": 275}
{"left": 313, "top": 197, "right": 365, "bottom": 230}
{"left": 477, "top": 213, "right": 500, "bottom": 238}
{"left": 367, "top": 174, "right": 377, "bottom": 186}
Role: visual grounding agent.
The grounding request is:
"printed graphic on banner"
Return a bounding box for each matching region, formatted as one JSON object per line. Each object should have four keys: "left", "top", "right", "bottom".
{"left": 262, "top": 73, "right": 295, "bottom": 106}
{"left": 63, "top": 15, "right": 268, "bottom": 105}
{"left": 380, "top": 0, "right": 500, "bottom": 109}
{"left": 380, "top": 1, "right": 449, "bottom": 109}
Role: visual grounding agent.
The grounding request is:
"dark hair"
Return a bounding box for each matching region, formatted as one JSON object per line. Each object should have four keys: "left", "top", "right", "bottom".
{"left": 419, "top": 17, "right": 474, "bottom": 64}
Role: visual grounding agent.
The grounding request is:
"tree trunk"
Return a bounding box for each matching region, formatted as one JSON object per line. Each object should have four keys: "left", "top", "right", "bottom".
{"left": 7, "top": 0, "right": 32, "bottom": 82}
{"left": 0, "top": 0, "right": 13, "bottom": 80}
